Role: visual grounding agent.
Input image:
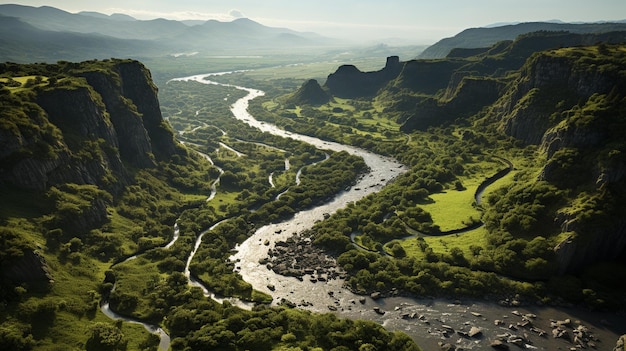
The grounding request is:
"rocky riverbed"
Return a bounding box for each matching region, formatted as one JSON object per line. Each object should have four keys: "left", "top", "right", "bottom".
{"left": 261, "top": 233, "right": 626, "bottom": 351}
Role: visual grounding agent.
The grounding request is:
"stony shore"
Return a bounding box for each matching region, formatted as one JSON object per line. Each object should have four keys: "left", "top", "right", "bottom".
{"left": 263, "top": 233, "right": 624, "bottom": 350}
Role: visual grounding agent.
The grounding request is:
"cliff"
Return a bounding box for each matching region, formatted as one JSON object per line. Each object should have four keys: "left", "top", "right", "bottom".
{"left": 491, "top": 45, "right": 626, "bottom": 273}
{"left": 0, "top": 59, "right": 182, "bottom": 290}
{"left": 0, "top": 59, "right": 179, "bottom": 195}
{"left": 325, "top": 56, "right": 402, "bottom": 98}
{"left": 400, "top": 75, "right": 504, "bottom": 131}
{"left": 0, "top": 58, "right": 181, "bottom": 239}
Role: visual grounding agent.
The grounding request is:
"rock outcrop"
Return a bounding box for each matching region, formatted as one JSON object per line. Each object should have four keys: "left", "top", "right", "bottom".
{"left": 287, "top": 79, "right": 330, "bottom": 106}
{"left": 1, "top": 250, "right": 53, "bottom": 290}
{"left": 401, "top": 75, "right": 504, "bottom": 131}
{"left": 493, "top": 48, "right": 626, "bottom": 273}
{"left": 499, "top": 50, "right": 626, "bottom": 144}
{"left": 325, "top": 56, "right": 402, "bottom": 98}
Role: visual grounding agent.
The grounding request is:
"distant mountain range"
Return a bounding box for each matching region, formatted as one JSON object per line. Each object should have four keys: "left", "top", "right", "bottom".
{"left": 418, "top": 21, "right": 626, "bottom": 59}
{"left": 0, "top": 4, "right": 339, "bottom": 62}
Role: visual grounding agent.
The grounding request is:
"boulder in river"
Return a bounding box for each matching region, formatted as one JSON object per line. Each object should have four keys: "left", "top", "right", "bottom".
{"left": 469, "top": 326, "right": 483, "bottom": 338}
{"left": 490, "top": 339, "right": 510, "bottom": 350}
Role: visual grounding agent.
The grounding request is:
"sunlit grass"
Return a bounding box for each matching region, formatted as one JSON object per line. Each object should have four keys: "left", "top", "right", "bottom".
{"left": 424, "top": 188, "right": 482, "bottom": 232}
{"left": 401, "top": 226, "right": 490, "bottom": 258}
{"left": 420, "top": 157, "right": 515, "bottom": 231}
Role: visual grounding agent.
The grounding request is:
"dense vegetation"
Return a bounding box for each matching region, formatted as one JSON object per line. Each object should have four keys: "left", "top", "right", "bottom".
{"left": 209, "top": 37, "right": 626, "bottom": 308}
{"left": 0, "top": 60, "right": 417, "bottom": 350}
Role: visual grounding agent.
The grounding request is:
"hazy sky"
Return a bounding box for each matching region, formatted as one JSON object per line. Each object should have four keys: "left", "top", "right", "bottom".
{"left": 4, "top": 0, "right": 626, "bottom": 43}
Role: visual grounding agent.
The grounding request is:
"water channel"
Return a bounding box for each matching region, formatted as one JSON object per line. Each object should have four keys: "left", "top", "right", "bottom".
{"left": 102, "top": 72, "right": 624, "bottom": 351}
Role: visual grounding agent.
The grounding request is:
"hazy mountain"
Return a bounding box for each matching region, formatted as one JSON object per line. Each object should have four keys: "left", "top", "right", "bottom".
{"left": 0, "top": 4, "right": 339, "bottom": 62}
{"left": 78, "top": 11, "right": 137, "bottom": 22}
{"left": 0, "top": 15, "right": 162, "bottom": 62}
{"left": 0, "top": 4, "right": 188, "bottom": 40}
{"left": 418, "top": 21, "right": 626, "bottom": 59}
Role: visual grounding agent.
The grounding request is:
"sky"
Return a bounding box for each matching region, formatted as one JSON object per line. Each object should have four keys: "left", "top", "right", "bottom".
{"left": 4, "top": 0, "right": 626, "bottom": 43}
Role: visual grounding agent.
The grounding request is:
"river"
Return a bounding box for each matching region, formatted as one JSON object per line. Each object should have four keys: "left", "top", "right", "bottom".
{"left": 165, "top": 73, "right": 626, "bottom": 350}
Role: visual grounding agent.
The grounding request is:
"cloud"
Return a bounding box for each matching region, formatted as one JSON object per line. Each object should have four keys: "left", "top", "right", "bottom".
{"left": 106, "top": 7, "right": 236, "bottom": 21}
{"left": 229, "top": 9, "right": 245, "bottom": 19}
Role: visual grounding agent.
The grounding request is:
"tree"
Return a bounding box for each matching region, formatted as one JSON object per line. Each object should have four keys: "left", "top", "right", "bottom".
{"left": 86, "top": 323, "right": 127, "bottom": 351}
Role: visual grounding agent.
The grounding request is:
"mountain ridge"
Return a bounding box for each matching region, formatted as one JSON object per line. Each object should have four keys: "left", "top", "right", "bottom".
{"left": 419, "top": 21, "right": 626, "bottom": 59}
{"left": 0, "top": 4, "right": 339, "bottom": 62}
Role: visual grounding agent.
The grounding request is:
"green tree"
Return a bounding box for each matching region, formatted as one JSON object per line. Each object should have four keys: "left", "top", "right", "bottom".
{"left": 86, "top": 323, "right": 127, "bottom": 351}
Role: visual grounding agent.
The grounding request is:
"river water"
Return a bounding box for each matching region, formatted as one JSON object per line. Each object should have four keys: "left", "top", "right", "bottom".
{"left": 165, "top": 73, "right": 626, "bottom": 350}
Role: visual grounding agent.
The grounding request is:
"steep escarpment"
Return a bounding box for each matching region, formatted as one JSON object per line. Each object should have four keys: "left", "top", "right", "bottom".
{"left": 400, "top": 75, "right": 504, "bottom": 131}
{"left": 79, "top": 60, "right": 179, "bottom": 165}
{"left": 316, "top": 33, "right": 626, "bottom": 281}
{"left": 485, "top": 45, "right": 626, "bottom": 273}
{"left": 0, "top": 59, "right": 179, "bottom": 195}
{"left": 498, "top": 48, "right": 626, "bottom": 144}
{"left": 418, "top": 21, "right": 626, "bottom": 59}
{"left": 325, "top": 56, "right": 401, "bottom": 98}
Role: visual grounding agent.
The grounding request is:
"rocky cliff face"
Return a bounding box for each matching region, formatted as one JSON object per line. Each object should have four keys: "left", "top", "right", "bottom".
{"left": 493, "top": 47, "right": 626, "bottom": 273}
{"left": 0, "top": 59, "right": 179, "bottom": 196}
{"left": 499, "top": 52, "right": 624, "bottom": 144}
{"left": 401, "top": 75, "right": 504, "bottom": 131}
{"left": 325, "top": 56, "right": 402, "bottom": 98}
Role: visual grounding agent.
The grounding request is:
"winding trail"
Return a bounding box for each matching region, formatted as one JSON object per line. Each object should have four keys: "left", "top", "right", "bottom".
{"left": 350, "top": 155, "right": 513, "bottom": 255}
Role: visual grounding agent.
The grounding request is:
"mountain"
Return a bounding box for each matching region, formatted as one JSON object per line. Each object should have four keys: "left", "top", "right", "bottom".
{"left": 0, "top": 4, "right": 188, "bottom": 40}
{"left": 0, "top": 15, "right": 163, "bottom": 62}
{"left": 0, "top": 4, "right": 339, "bottom": 62}
{"left": 78, "top": 11, "right": 137, "bottom": 21}
{"left": 418, "top": 21, "right": 626, "bottom": 59}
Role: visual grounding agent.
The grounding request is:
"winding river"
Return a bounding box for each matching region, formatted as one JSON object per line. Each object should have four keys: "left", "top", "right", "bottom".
{"left": 178, "top": 72, "right": 625, "bottom": 350}
{"left": 101, "top": 72, "right": 624, "bottom": 351}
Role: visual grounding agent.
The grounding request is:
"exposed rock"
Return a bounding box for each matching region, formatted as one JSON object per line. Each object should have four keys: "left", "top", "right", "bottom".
{"left": 325, "top": 56, "right": 402, "bottom": 98}
{"left": 264, "top": 232, "right": 345, "bottom": 282}
{"left": 490, "top": 339, "right": 510, "bottom": 350}
{"left": 287, "top": 79, "right": 330, "bottom": 106}
{"left": 401, "top": 75, "right": 504, "bottom": 132}
{"left": 370, "top": 291, "right": 382, "bottom": 300}
{"left": 1, "top": 59, "right": 179, "bottom": 201}
{"left": 469, "top": 326, "right": 483, "bottom": 338}
{"left": 1, "top": 250, "right": 53, "bottom": 290}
